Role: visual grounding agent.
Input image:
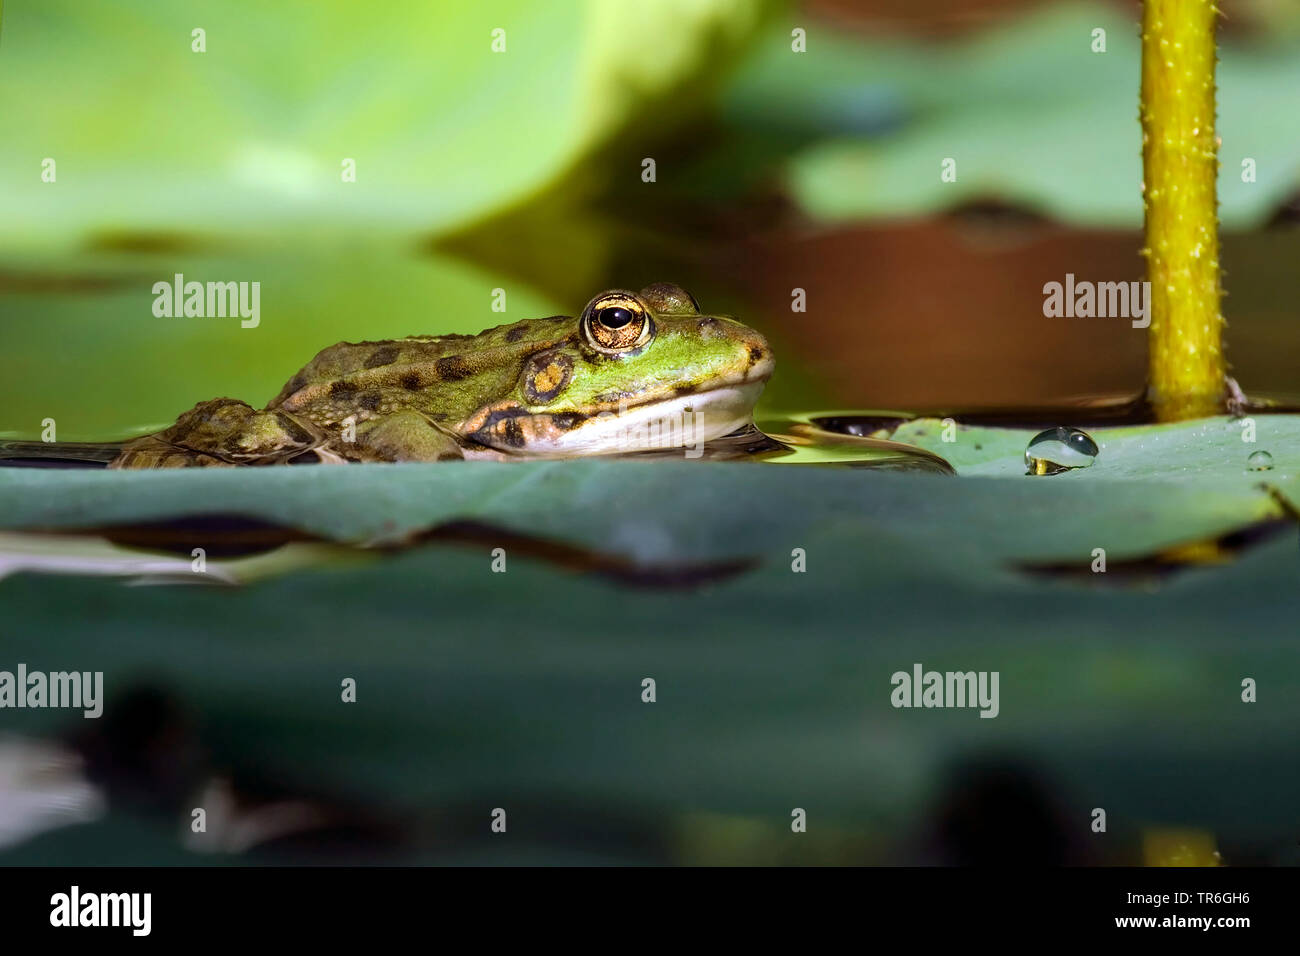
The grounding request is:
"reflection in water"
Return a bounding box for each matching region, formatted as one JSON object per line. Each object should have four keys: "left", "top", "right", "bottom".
{"left": 617, "top": 417, "right": 957, "bottom": 474}
{"left": 757, "top": 417, "right": 955, "bottom": 473}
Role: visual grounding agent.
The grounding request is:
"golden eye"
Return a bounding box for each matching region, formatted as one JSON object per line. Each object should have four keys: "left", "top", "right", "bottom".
{"left": 581, "top": 292, "right": 655, "bottom": 354}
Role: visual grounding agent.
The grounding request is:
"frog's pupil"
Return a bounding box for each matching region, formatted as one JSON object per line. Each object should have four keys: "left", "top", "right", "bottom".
{"left": 599, "top": 307, "right": 634, "bottom": 329}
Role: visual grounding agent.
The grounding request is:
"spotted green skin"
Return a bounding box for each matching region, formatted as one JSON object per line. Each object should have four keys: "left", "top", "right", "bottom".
{"left": 109, "top": 283, "right": 773, "bottom": 467}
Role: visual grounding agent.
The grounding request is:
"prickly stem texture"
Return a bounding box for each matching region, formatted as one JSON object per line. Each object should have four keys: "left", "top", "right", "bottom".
{"left": 1140, "top": 0, "right": 1226, "bottom": 421}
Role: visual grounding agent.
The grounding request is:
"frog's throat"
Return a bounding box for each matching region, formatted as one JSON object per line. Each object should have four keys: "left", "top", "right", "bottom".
{"left": 463, "top": 382, "right": 766, "bottom": 457}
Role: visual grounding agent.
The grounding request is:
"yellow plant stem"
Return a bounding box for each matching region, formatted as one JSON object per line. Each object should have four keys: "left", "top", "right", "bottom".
{"left": 1140, "top": 0, "right": 1226, "bottom": 421}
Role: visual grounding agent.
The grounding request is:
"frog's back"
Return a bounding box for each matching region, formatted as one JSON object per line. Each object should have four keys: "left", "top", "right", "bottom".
{"left": 266, "top": 317, "right": 572, "bottom": 425}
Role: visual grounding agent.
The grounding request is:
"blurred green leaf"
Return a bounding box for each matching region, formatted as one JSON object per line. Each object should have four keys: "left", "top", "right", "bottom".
{"left": 0, "top": 0, "right": 770, "bottom": 244}
{"left": 724, "top": 2, "right": 1300, "bottom": 227}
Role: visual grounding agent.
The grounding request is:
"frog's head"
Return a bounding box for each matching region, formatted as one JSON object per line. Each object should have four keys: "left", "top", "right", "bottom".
{"left": 460, "top": 283, "right": 773, "bottom": 456}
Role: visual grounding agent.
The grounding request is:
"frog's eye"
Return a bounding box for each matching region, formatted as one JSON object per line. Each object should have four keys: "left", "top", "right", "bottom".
{"left": 581, "top": 292, "right": 655, "bottom": 354}
{"left": 598, "top": 306, "right": 635, "bottom": 329}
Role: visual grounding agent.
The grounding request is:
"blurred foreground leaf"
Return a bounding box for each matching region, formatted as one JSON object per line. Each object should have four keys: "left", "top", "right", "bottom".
{"left": 2, "top": 421, "right": 1297, "bottom": 863}
{"left": 1, "top": 510, "right": 1297, "bottom": 864}
{"left": 0, "top": 452, "right": 1287, "bottom": 566}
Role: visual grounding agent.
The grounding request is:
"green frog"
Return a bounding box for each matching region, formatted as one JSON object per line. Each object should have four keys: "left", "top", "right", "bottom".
{"left": 109, "top": 283, "right": 774, "bottom": 467}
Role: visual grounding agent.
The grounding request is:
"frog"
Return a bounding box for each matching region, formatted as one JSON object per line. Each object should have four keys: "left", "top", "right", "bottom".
{"left": 108, "top": 283, "right": 774, "bottom": 468}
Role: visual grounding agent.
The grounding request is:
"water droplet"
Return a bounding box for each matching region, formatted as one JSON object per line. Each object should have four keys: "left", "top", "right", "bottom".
{"left": 1246, "top": 450, "right": 1273, "bottom": 472}
{"left": 1024, "top": 426, "right": 1099, "bottom": 476}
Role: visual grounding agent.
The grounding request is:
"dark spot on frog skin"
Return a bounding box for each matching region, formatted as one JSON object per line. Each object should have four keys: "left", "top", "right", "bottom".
{"left": 468, "top": 406, "right": 529, "bottom": 449}
{"left": 436, "top": 355, "right": 472, "bottom": 381}
{"left": 505, "top": 325, "right": 528, "bottom": 342}
{"left": 330, "top": 380, "right": 359, "bottom": 398}
{"left": 358, "top": 391, "right": 383, "bottom": 412}
{"left": 285, "top": 373, "right": 308, "bottom": 394}
{"left": 364, "top": 346, "right": 400, "bottom": 369}
{"left": 749, "top": 346, "right": 765, "bottom": 363}
{"left": 400, "top": 371, "right": 423, "bottom": 390}
{"left": 275, "top": 412, "right": 316, "bottom": 445}
{"left": 674, "top": 384, "right": 695, "bottom": 397}
{"left": 523, "top": 352, "right": 573, "bottom": 404}
{"left": 502, "top": 417, "right": 525, "bottom": 448}
{"left": 551, "top": 412, "right": 587, "bottom": 431}
{"left": 697, "top": 317, "right": 718, "bottom": 329}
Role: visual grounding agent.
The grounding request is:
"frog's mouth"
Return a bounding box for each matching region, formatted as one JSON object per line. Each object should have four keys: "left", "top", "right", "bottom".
{"left": 461, "top": 382, "right": 767, "bottom": 458}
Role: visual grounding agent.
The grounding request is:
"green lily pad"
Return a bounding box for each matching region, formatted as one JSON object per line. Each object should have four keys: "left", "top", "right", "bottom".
{"left": 889, "top": 414, "right": 1300, "bottom": 491}
{"left": 2, "top": 421, "right": 1296, "bottom": 864}
{"left": 0, "top": 451, "right": 1285, "bottom": 568}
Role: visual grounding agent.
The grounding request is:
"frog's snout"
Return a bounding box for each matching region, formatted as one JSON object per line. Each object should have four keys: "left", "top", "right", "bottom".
{"left": 739, "top": 330, "right": 775, "bottom": 384}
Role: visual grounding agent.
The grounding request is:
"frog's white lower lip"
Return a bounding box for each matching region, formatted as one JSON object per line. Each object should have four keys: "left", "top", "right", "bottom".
{"left": 492, "top": 382, "right": 766, "bottom": 458}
